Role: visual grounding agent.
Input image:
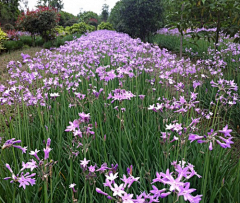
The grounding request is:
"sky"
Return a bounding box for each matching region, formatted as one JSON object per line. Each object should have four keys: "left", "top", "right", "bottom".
{"left": 23, "top": 0, "right": 119, "bottom": 16}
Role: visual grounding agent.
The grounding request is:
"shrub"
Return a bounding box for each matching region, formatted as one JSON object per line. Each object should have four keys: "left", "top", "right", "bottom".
{"left": 62, "top": 34, "right": 74, "bottom": 42}
{"left": 3, "top": 40, "right": 23, "bottom": 51}
{"left": 22, "top": 44, "right": 30, "bottom": 49}
{"left": 69, "top": 22, "right": 88, "bottom": 34}
{"left": 3, "top": 23, "right": 14, "bottom": 31}
{"left": 59, "top": 11, "right": 76, "bottom": 27}
{"left": 86, "top": 24, "right": 96, "bottom": 32}
{"left": 54, "top": 37, "right": 65, "bottom": 47}
{"left": 20, "top": 36, "right": 33, "bottom": 46}
{"left": 64, "top": 26, "right": 71, "bottom": 35}
{"left": 55, "top": 26, "right": 66, "bottom": 36}
{"left": 97, "top": 22, "right": 114, "bottom": 30}
{"left": 35, "top": 37, "right": 44, "bottom": 46}
{"left": 0, "top": 28, "right": 8, "bottom": 51}
{"left": 43, "top": 41, "right": 54, "bottom": 49}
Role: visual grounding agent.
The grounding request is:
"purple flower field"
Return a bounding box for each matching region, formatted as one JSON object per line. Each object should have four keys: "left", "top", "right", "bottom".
{"left": 0, "top": 30, "right": 239, "bottom": 203}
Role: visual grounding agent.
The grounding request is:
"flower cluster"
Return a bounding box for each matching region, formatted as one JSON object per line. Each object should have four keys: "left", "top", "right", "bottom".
{"left": 4, "top": 163, "right": 36, "bottom": 189}
{"left": 65, "top": 112, "right": 95, "bottom": 156}
{"left": 4, "top": 138, "right": 56, "bottom": 189}
{"left": 2, "top": 138, "right": 27, "bottom": 153}
{"left": 107, "top": 88, "right": 136, "bottom": 103}
{"left": 96, "top": 161, "right": 202, "bottom": 203}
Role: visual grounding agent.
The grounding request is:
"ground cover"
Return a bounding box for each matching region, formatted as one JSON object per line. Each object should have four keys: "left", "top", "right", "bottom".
{"left": 0, "top": 30, "right": 239, "bottom": 203}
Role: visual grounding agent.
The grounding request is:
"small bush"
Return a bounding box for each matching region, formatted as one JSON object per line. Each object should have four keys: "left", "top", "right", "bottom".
{"left": 43, "top": 41, "right": 54, "bottom": 49}
{"left": 35, "top": 37, "right": 44, "bottom": 46}
{"left": 0, "top": 28, "right": 8, "bottom": 51}
{"left": 55, "top": 37, "right": 65, "bottom": 47}
{"left": 86, "top": 24, "right": 96, "bottom": 32}
{"left": 69, "top": 22, "right": 88, "bottom": 34}
{"left": 97, "top": 22, "right": 114, "bottom": 30}
{"left": 22, "top": 44, "right": 30, "bottom": 49}
{"left": 64, "top": 26, "right": 71, "bottom": 35}
{"left": 55, "top": 26, "right": 66, "bottom": 36}
{"left": 62, "top": 35, "right": 74, "bottom": 42}
{"left": 3, "top": 40, "right": 24, "bottom": 51}
{"left": 20, "top": 36, "right": 33, "bottom": 46}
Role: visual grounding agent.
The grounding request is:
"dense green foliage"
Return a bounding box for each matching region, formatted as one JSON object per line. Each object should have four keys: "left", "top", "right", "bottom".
{"left": 108, "top": 1, "right": 124, "bottom": 31}
{"left": 37, "top": 0, "right": 64, "bottom": 11}
{"left": 69, "top": 22, "right": 95, "bottom": 34}
{"left": 78, "top": 11, "right": 99, "bottom": 23}
{"left": 100, "top": 3, "right": 109, "bottom": 22}
{"left": 0, "top": 0, "right": 20, "bottom": 25}
{"left": 58, "top": 11, "right": 77, "bottom": 27}
{"left": 0, "top": 28, "right": 8, "bottom": 51}
{"left": 97, "top": 22, "right": 114, "bottom": 31}
{"left": 109, "top": 0, "right": 163, "bottom": 41}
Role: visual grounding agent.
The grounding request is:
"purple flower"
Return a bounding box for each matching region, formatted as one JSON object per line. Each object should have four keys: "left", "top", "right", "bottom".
{"left": 218, "top": 125, "right": 232, "bottom": 137}
{"left": 78, "top": 112, "right": 91, "bottom": 123}
{"left": 96, "top": 163, "right": 109, "bottom": 172}
{"left": 43, "top": 138, "right": 52, "bottom": 160}
{"left": 139, "top": 95, "right": 145, "bottom": 100}
{"left": 4, "top": 164, "right": 36, "bottom": 189}
{"left": 178, "top": 182, "right": 202, "bottom": 203}
{"left": 2, "top": 138, "right": 25, "bottom": 152}
{"left": 188, "top": 134, "right": 204, "bottom": 143}
{"left": 121, "top": 193, "right": 134, "bottom": 203}
{"left": 96, "top": 187, "right": 109, "bottom": 196}
{"left": 18, "top": 173, "right": 36, "bottom": 189}
{"left": 88, "top": 165, "right": 96, "bottom": 173}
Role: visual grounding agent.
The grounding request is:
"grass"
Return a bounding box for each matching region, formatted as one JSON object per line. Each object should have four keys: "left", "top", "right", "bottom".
{"left": 149, "top": 33, "right": 214, "bottom": 59}
{"left": 0, "top": 30, "right": 239, "bottom": 203}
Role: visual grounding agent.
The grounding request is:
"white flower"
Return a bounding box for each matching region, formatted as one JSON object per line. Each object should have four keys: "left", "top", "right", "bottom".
{"left": 69, "top": 183, "right": 76, "bottom": 188}
{"left": 106, "top": 172, "right": 118, "bottom": 181}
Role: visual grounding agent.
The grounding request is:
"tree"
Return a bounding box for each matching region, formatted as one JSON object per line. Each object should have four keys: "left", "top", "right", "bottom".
{"left": 16, "top": 6, "right": 60, "bottom": 43}
{"left": 108, "top": 1, "right": 124, "bottom": 31}
{"left": 101, "top": 3, "right": 109, "bottom": 22}
{"left": 110, "top": 0, "right": 163, "bottom": 41}
{"left": 49, "top": 0, "right": 63, "bottom": 11}
{"left": 78, "top": 11, "right": 99, "bottom": 28}
{"left": 165, "top": 0, "right": 240, "bottom": 53}
{"left": 58, "top": 11, "right": 76, "bottom": 27}
{"left": 78, "top": 11, "right": 99, "bottom": 23}
{"left": 0, "top": 0, "right": 21, "bottom": 25}
{"left": 37, "top": 0, "right": 63, "bottom": 11}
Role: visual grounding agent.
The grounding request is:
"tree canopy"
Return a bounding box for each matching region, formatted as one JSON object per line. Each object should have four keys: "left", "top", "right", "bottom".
{"left": 0, "top": 0, "right": 21, "bottom": 25}
{"left": 37, "top": 0, "right": 64, "bottom": 11}
{"left": 109, "top": 0, "right": 163, "bottom": 41}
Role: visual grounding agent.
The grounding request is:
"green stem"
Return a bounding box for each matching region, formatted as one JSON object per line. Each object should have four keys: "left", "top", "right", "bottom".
{"left": 44, "top": 179, "right": 48, "bottom": 203}
{"left": 201, "top": 149, "right": 210, "bottom": 202}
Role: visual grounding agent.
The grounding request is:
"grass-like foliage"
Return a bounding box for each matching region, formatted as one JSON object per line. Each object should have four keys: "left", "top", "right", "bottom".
{"left": 0, "top": 30, "right": 239, "bottom": 203}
